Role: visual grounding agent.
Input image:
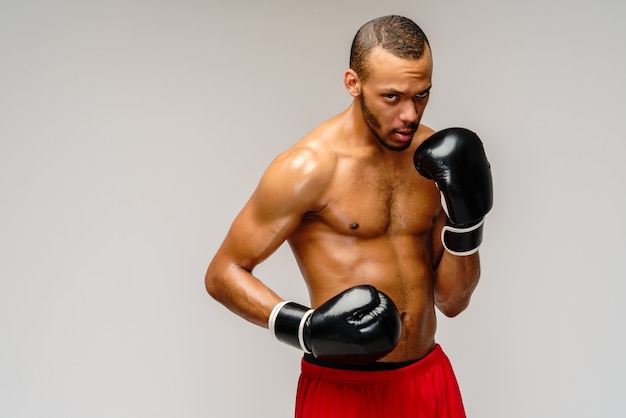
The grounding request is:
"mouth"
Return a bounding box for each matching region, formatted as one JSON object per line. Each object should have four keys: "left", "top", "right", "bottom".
{"left": 393, "top": 129, "right": 416, "bottom": 143}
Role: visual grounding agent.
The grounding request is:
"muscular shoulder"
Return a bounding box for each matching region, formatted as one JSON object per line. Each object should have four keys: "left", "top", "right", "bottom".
{"left": 255, "top": 135, "right": 338, "bottom": 215}
{"left": 413, "top": 123, "right": 436, "bottom": 149}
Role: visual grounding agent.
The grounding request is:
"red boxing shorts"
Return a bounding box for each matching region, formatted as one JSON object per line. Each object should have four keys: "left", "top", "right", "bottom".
{"left": 295, "top": 344, "right": 466, "bottom": 418}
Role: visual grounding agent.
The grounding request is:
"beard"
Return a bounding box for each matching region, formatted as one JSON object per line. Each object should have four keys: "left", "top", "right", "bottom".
{"left": 359, "top": 95, "right": 416, "bottom": 152}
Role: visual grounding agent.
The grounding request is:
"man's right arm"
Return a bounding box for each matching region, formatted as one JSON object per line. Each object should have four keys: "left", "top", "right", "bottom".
{"left": 204, "top": 146, "right": 332, "bottom": 327}
{"left": 205, "top": 146, "right": 403, "bottom": 363}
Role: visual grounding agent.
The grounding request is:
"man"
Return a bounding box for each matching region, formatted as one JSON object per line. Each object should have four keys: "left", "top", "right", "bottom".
{"left": 205, "top": 15, "right": 492, "bottom": 417}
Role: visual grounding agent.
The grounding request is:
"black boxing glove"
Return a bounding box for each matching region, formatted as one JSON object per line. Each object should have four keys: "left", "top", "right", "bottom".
{"left": 414, "top": 127, "right": 493, "bottom": 256}
{"left": 268, "top": 285, "right": 401, "bottom": 364}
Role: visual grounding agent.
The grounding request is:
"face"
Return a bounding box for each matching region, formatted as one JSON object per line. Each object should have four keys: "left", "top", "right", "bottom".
{"left": 349, "top": 46, "right": 433, "bottom": 151}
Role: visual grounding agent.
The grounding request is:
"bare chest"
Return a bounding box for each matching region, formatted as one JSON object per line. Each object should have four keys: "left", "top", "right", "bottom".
{"left": 311, "top": 162, "right": 440, "bottom": 237}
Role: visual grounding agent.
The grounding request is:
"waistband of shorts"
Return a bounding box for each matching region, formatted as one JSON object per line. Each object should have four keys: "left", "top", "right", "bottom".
{"left": 300, "top": 344, "right": 446, "bottom": 383}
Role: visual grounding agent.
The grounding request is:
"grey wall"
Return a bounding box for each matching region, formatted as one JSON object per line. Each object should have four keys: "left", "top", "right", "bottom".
{"left": 1, "top": 0, "right": 624, "bottom": 417}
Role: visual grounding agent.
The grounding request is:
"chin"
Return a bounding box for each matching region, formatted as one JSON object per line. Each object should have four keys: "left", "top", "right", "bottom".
{"left": 382, "top": 139, "right": 412, "bottom": 152}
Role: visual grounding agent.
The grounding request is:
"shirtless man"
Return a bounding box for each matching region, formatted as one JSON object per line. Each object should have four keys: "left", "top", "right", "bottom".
{"left": 205, "top": 15, "right": 492, "bottom": 417}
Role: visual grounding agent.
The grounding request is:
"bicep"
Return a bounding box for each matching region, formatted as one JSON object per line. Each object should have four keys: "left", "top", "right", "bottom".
{"left": 217, "top": 148, "right": 331, "bottom": 271}
{"left": 218, "top": 194, "right": 300, "bottom": 272}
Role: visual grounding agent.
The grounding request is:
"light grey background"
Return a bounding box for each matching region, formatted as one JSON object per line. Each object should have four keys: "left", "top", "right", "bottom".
{"left": 1, "top": 0, "right": 624, "bottom": 417}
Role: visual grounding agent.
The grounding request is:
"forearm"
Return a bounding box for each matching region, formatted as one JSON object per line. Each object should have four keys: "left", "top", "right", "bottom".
{"left": 433, "top": 251, "right": 480, "bottom": 317}
{"left": 205, "top": 260, "right": 282, "bottom": 328}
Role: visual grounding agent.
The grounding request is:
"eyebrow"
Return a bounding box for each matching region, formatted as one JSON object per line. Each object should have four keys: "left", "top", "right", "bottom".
{"left": 381, "top": 86, "right": 432, "bottom": 96}
{"left": 417, "top": 87, "right": 432, "bottom": 96}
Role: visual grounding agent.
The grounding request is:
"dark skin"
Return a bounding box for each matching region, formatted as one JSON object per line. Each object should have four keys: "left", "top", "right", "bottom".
{"left": 205, "top": 45, "right": 480, "bottom": 362}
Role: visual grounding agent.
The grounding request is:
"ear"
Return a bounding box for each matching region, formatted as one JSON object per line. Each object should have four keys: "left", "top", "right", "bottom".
{"left": 344, "top": 69, "right": 362, "bottom": 97}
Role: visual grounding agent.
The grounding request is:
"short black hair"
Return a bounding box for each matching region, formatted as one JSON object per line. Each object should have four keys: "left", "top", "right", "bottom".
{"left": 349, "top": 15, "right": 430, "bottom": 81}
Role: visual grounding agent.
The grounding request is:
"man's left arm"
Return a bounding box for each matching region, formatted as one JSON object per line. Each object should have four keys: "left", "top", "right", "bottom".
{"left": 414, "top": 127, "right": 493, "bottom": 317}
{"left": 432, "top": 213, "right": 481, "bottom": 317}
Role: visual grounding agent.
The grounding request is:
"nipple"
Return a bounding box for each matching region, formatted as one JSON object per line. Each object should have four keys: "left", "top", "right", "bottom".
{"left": 350, "top": 222, "right": 359, "bottom": 230}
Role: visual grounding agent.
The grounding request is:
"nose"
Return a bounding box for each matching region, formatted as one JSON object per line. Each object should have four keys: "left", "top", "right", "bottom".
{"left": 399, "top": 100, "right": 419, "bottom": 125}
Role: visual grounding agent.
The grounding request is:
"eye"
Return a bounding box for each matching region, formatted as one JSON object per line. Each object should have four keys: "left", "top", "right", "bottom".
{"left": 384, "top": 94, "right": 398, "bottom": 101}
{"left": 416, "top": 90, "right": 430, "bottom": 99}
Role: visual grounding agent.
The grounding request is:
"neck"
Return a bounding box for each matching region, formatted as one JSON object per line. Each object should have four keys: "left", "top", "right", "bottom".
{"left": 341, "top": 101, "right": 380, "bottom": 149}
{"left": 330, "top": 106, "right": 407, "bottom": 172}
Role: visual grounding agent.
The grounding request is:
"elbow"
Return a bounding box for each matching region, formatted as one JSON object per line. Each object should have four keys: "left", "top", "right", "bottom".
{"left": 204, "top": 265, "right": 222, "bottom": 300}
{"left": 436, "top": 296, "right": 471, "bottom": 318}
{"left": 437, "top": 305, "right": 467, "bottom": 318}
